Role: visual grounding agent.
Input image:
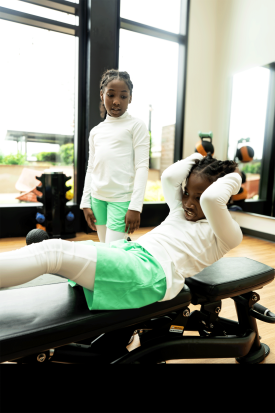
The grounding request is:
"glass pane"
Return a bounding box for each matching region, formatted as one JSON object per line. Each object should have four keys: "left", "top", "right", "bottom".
{"left": 120, "top": 0, "right": 185, "bottom": 34}
{"left": 0, "top": 20, "right": 76, "bottom": 205}
{"left": 119, "top": 29, "right": 179, "bottom": 202}
{"left": 0, "top": 0, "right": 78, "bottom": 25}
{"left": 228, "top": 66, "right": 270, "bottom": 200}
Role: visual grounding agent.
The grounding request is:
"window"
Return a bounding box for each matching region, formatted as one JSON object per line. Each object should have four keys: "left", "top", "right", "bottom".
{"left": 0, "top": 2, "right": 78, "bottom": 205}
{"left": 119, "top": 0, "right": 189, "bottom": 204}
{"left": 120, "top": 0, "right": 184, "bottom": 34}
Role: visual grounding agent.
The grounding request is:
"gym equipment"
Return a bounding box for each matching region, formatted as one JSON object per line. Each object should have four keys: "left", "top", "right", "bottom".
{"left": 236, "top": 146, "right": 254, "bottom": 163}
{"left": 231, "top": 187, "right": 248, "bottom": 204}
{"left": 0, "top": 238, "right": 274, "bottom": 364}
{"left": 26, "top": 229, "right": 50, "bottom": 246}
{"left": 195, "top": 132, "right": 214, "bottom": 156}
{"left": 234, "top": 138, "right": 254, "bottom": 163}
{"left": 36, "top": 212, "right": 45, "bottom": 224}
{"left": 35, "top": 171, "right": 76, "bottom": 239}
{"left": 231, "top": 138, "right": 255, "bottom": 205}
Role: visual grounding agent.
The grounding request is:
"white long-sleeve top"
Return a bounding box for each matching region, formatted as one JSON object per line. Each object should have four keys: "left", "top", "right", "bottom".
{"left": 136, "top": 153, "right": 243, "bottom": 302}
{"left": 80, "top": 111, "right": 150, "bottom": 212}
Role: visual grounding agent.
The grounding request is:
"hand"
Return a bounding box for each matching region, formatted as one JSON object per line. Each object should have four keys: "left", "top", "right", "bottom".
{"left": 83, "top": 208, "right": 97, "bottom": 231}
{"left": 125, "top": 210, "right": 140, "bottom": 234}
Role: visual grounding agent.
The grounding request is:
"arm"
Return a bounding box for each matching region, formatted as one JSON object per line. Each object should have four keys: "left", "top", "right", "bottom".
{"left": 80, "top": 132, "right": 97, "bottom": 231}
{"left": 125, "top": 121, "right": 149, "bottom": 233}
{"left": 128, "top": 121, "right": 150, "bottom": 213}
{"left": 80, "top": 132, "right": 95, "bottom": 210}
{"left": 161, "top": 153, "right": 204, "bottom": 211}
{"left": 200, "top": 173, "right": 243, "bottom": 250}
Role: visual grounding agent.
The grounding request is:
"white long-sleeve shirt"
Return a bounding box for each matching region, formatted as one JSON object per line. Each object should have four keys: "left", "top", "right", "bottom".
{"left": 80, "top": 111, "right": 150, "bottom": 212}
{"left": 136, "top": 153, "right": 243, "bottom": 302}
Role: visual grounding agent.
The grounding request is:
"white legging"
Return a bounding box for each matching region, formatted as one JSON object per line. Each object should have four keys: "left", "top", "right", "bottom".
{"left": 0, "top": 239, "right": 97, "bottom": 290}
{"left": 96, "top": 225, "right": 126, "bottom": 243}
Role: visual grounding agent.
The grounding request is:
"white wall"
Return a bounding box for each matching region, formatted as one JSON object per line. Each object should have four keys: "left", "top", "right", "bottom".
{"left": 183, "top": 0, "right": 275, "bottom": 160}
{"left": 183, "top": 0, "right": 219, "bottom": 158}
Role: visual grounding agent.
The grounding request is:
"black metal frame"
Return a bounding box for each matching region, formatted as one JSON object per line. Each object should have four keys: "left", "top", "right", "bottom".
{"left": 0, "top": 0, "right": 190, "bottom": 237}
{"left": 0, "top": 5, "right": 78, "bottom": 35}
{"left": 9, "top": 288, "right": 275, "bottom": 365}
{"left": 19, "top": 0, "right": 79, "bottom": 14}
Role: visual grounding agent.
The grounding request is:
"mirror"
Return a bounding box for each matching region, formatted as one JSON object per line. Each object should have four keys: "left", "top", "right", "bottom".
{"left": 228, "top": 65, "right": 270, "bottom": 202}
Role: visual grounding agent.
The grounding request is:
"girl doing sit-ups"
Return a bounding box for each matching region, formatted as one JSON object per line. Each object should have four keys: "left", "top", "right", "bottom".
{"left": 0, "top": 153, "right": 243, "bottom": 311}
{"left": 81, "top": 69, "right": 150, "bottom": 243}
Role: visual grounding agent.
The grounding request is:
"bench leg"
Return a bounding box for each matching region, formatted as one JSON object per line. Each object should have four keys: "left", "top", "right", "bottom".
{"left": 234, "top": 293, "right": 270, "bottom": 364}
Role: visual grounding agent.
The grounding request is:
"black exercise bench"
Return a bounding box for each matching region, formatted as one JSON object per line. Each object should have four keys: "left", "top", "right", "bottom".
{"left": 0, "top": 257, "right": 274, "bottom": 364}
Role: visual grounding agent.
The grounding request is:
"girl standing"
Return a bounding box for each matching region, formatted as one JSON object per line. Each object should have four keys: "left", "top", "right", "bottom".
{"left": 80, "top": 69, "right": 150, "bottom": 243}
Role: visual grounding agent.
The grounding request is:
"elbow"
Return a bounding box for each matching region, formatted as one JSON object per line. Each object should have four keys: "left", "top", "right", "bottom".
{"left": 228, "top": 228, "right": 243, "bottom": 250}
{"left": 161, "top": 168, "right": 173, "bottom": 184}
{"left": 161, "top": 173, "right": 171, "bottom": 188}
{"left": 136, "top": 163, "right": 149, "bottom": 172}
{"left": 200, "top": 193, "right": 213, "bottom": 211}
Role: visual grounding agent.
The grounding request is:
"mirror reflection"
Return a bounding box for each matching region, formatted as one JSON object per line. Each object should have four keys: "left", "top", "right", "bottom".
{"left": 228, "top": 65, "right": 272, "bottom": 210}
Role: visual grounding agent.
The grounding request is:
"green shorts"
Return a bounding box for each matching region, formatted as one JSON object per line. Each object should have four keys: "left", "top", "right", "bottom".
{"left": 68, "top": 239, "right": 167, "bottom": 310}
{"left": 91, "top": 197, "right": 130, "bottom": 233}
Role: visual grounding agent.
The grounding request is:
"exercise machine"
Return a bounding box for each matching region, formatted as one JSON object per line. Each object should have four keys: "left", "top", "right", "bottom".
{"left": 1, "top": 251, "right": 274, "bottom": 364}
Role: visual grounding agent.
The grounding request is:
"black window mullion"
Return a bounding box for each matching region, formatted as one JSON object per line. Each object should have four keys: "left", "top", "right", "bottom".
{"left": 260, "top": 65, "right": 275, "bottom": 216}
{"left": 120, "top": 17, "right": 185, "bottom": 44}
{"left": 0, "top": 6, "right": 78, "bottom": 36}
{"left": 174, "top": 0, "right": 190, "bottom": 162}
{"left": 19, "top": 0, "right": 78, "bottom": 15}
{"left": 80, "top": 0, "right": 121, "bottom": 233}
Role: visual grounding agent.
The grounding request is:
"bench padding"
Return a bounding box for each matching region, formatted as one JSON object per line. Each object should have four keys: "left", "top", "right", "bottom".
{"left": 0, "top": 282, "right": 191, "bottom": 363}
{"left": 185, "top": 257, "right": 274, "bottom": 301}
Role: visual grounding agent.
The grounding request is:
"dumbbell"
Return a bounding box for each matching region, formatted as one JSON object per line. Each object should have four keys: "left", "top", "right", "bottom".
{"left": 195, "top": 132, "right": 214, "bottom": 156}
{"left": 235, "top": 146, "right": 254, "bottom": 162}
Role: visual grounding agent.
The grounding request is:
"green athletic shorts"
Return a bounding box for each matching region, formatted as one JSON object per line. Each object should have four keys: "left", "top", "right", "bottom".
{"left": 68, "top": 239, "right": 167, "bottom": 310}
{"left": 91, "top": 197, "right": 130, "bottom": 233}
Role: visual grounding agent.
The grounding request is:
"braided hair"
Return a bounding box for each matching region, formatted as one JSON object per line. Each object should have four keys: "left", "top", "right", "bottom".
{"left": 186, "top": 153, "right": 238, "bottom": 183}
{"left": 99, "top": 69, "right": 133, "bottom": 119}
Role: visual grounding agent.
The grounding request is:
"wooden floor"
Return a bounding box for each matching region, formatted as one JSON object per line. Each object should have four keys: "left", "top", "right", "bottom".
{"left": 1, "top": 228, "right": 275, "bottom": 364}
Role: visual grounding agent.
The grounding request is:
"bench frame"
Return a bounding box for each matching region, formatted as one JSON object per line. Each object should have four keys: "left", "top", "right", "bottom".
{"left": 11, "top": 289, "right": 274, "bottom": 365}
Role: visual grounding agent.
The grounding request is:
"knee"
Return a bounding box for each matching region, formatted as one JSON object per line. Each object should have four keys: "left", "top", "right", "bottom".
{"left": 41, "top": 238, "right": 64, "bottom": 250}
